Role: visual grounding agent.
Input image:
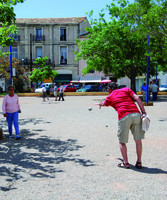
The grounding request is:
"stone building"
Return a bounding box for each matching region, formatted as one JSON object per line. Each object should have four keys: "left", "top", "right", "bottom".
{"left": 1, "top": 17, "right": 91, "bottom": 85}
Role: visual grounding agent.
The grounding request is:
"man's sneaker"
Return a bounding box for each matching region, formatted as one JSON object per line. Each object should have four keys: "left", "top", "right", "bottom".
{"left": 16, "top": 135, "right": 21, "bottom": 140}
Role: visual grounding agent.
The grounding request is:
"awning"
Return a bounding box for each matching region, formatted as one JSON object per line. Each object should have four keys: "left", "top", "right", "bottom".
{"left": 71, "top": 76, "right": 102, "bottom": 83}
{"left": 56, "top": 80, "right": 70, "bottom": 83}
{"left": 100, "top": 80, "right": 111, "bottom": 83}
{"left": 70, "top": 77, "right": 111, "bottom": 84}
{"left": 54, "top": 74, "right": 72, "bottom": 83}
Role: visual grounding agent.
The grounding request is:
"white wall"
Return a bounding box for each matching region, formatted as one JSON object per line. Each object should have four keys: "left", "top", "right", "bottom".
{"left": 0, "top": 78, "right": 5, "bottom": 91}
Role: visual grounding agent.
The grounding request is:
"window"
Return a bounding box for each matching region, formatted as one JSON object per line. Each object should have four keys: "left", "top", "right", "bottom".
{"left": 60, "top": 46, "right": 67, "bottom": 64}
{"left": 36, "top": 47, "right": 42, "bottom": 58}
{"left": 36, "top": 28, "right": 42, "bottom": 41}
{"left": 60, "top": 27, "right": 66, "bottom": 41}
{"left": 12, "top": 47, "right": 18, "bottom": 58}
{"left": 88, "top": 70, "right": 95, "bottom": 73}
{"left": 13, "top": 33, "right": 19, "bottom": 41}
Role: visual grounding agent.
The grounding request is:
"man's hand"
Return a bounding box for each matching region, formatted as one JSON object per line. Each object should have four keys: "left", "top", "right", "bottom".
{"left": 3, "top": 113, "right": 7, "bottom": 117}
{"left": 141, "top": 112, "right": 147, "bottom": 119}
{"left": 99, "top": 102, "right": 104, "bottom": 109}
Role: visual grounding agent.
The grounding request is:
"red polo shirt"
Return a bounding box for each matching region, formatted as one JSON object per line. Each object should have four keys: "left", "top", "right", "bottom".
{"left": 103, "top": 87, "right": 140, "bottom": 120}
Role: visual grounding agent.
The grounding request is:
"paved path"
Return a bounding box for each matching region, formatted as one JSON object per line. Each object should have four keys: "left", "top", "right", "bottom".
{"left": 0, "top": 96, "right": 167, "bottom": 200}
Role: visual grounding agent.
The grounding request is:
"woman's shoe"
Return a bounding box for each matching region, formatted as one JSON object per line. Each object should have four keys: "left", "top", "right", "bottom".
{"left": 16, "top": 135, "right": 21, "bottom": 140}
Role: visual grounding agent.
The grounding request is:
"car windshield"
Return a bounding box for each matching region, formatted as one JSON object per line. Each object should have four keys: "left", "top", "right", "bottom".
{"left": 63, "top": 85, "right": 67, "bottom": 88}
{"left": 40, "top": 84, "right": 45, "bottom": 88}
{"left": 39, "top": 83, "right": 52, "bottom": 88}
{"left": 160, "top": 85, "right": 167, "bottom": 88}
{"left": 84, "top": 85, "right": 91, "bottom": 89}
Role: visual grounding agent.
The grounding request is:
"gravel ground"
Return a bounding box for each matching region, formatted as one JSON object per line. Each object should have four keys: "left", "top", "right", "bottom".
{"left": 0, "top": 96, "right": 167, "bottom": 200}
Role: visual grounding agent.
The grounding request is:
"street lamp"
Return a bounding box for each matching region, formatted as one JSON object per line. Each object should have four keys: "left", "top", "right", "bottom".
{"left": 146, "top": 35, "right": 149, "bottom": 103}
{"left": 10, "top": 45, "right": 13, "bottom": 85}
{"left": 21, "top": 58, "right": 24, "bottom": 67}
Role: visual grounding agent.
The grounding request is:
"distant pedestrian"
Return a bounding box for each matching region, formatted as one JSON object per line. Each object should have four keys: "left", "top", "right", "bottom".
{"left": 42, "top": 85, "right": 46, "bottom": 102}
{"left": 151, "top": 81, "right": 158, "bottom": 101}
{"left": 58, "top": 84, "right": 64, "bottom": 101}
{"left": 54, "top": 83, "right": 58, "bottom": 101}
{"left": 141, "top": 82, "right": 147, "bottom": 101}
{"left": 98, "top": 83, "right": 147, "bottom": 169}
{"left": 2, "top": 85, "right": 21, "bottom": 140}
{"left": 45, "top": 84, "right": 50, "bottom": 100}
{"left": 100, "top": 84, "right": 102, "bottom": 92}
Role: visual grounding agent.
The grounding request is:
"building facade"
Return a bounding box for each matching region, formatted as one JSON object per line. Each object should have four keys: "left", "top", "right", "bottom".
{"left": 1, "top": 17, "right": 91, "bottom": 85}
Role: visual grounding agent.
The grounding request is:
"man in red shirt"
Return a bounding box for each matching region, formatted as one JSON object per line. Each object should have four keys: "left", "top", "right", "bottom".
{"left": 99, "top": 83, "right": 147, "bottom": 169}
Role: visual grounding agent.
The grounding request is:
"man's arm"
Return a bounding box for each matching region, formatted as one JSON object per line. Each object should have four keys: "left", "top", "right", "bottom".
{"left": 132, "top": 94, "right": 146, "bottom": 115}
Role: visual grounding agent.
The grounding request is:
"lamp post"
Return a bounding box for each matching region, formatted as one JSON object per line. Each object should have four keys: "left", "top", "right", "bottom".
{"left": 10, "top": 45, "right": 13, "bottom": 85}
{"left": 146, "top": 35, "right": 149, "bottom": 103}
{"left": 21, "top": 58, "right": 24, "bottom": 67}
{"left": 156, "top": 66, "right": 158, "bottom": 84}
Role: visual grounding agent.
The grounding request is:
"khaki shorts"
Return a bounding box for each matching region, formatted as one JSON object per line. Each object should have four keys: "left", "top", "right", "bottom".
{"left": 54, "top": 91, "right": 57, "bottom": 96}
{"left": 118, "top": 113, "right": 145, "bottom": 143}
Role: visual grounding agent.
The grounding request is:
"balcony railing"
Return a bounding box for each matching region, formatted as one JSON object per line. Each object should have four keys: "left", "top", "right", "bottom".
{"left": 60, "top": 58, "right": 67, "bottom": 65}
{"left": 21, "top": 58, "right": 51, "bottom": 65}
{"left": 32, "top": 35, "right": 45, "bottom": 42}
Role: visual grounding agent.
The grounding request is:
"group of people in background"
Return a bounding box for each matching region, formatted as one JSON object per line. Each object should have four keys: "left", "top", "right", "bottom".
{"left": 42, "top": 83, "right": 64, "bottom": 102}
{"left": 141, "top": 80, "right": 159, "bottom": 101}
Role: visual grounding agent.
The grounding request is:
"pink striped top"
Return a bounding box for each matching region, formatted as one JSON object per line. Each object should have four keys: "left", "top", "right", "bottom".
{"left": 2, "top": 94, "right": 20, "bottom": 114}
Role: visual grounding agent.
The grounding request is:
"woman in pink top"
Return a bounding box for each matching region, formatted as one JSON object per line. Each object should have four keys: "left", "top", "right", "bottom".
{"left": 98, "top": 83, "right": 147, "bottom": 169}
{"left": 2, "top": 85, "right": 21, "bottom": 140}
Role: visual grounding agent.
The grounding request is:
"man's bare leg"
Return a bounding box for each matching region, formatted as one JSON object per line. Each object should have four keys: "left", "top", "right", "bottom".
{"left": 135, "top": 139, "right": 142, "bottom": 168}
{"left": 119, "top": 142, "right": 129, "bottom": 166}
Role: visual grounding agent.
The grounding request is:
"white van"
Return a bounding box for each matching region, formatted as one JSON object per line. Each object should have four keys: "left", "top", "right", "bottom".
{"left": 35, "top": 83, "right": 54, "bottom": 93}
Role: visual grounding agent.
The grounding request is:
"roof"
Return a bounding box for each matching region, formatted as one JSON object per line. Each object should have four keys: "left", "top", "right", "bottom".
{"left": 16, "top": 17, "right": 86, "bottom": 25}
{"left": 79, "top": 31, "right": 89, "bottom": 37}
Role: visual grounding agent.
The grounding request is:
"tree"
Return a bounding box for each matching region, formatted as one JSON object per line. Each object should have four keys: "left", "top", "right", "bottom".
{"left": 0, "top": 56, "right": 27, "bottom": 92}
{"left": 29, "top": 57, "right": 58, "bottom": 85}
{"left": 0, "top": 0, "right": 24, "bottom": 56}
{"left": 123, "top": 0, "right": 167, "bottom": 73}
{"left": 75, "top": 0, "right": 167, "bottom": 92}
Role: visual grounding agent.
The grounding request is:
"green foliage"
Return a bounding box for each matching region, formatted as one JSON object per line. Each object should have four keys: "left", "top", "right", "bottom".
{"left": 0, "top": 56, "right": 27, "bottom": 92}
{"left": 29, "top": 57, "right": 58, "bottom": 84}
{"left": 0, "top": 0, "right": 24, "bottom": 55}
{"left": 75, "top": 0, "right": 167, "bottom": 91}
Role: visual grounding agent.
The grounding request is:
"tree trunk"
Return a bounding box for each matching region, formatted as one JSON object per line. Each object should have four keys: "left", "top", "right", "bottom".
{"left": 130, "top": 75, "right": 136, "bottom": 93}
{"left": 130, "top": 66, "right": 137, "bottom": 93}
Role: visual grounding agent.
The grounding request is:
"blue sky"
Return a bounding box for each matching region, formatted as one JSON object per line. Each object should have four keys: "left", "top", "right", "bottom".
{"left": 14, "top": 0, "right": 134, "bottom": 19}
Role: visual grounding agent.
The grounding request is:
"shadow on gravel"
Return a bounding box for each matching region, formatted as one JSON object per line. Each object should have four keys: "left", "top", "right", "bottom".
{"left": 131, "top": 167, "right": 167, "bottom": 174}
{"left": 0, "top": 117, "right": 52, "bottom": 131}
{"left": 117, "top": 158, "right": 167, "bottom": 174}
{"left": 0, "top": 119, "right": 95, "bottom": 191}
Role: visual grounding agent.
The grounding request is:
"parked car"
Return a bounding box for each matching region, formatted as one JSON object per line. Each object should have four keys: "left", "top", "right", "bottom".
{"left": 57, "top": 84, "right": 77, "bottom": 92}
{"left": 159, "top": 85, "right": 167, "bottom": 92}
{"left": 74, "top": 84, "right": 81, "bottom": 90}
{"left": 35, "top": 83, "right": 54, "bottom": 93}
{"left": 77, "top": 85, "right": 100, "bottom": 92}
